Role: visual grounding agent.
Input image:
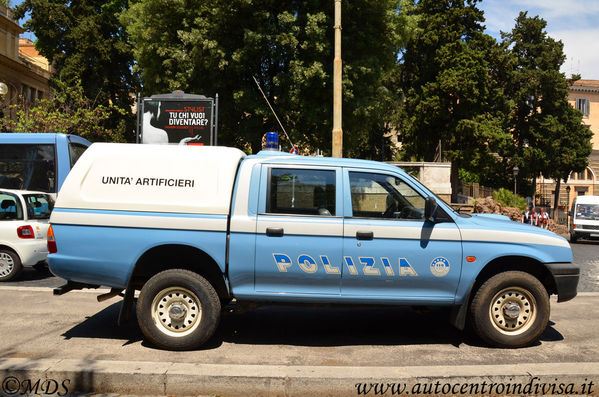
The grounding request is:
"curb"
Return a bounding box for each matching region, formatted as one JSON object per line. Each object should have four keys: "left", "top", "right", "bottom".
{"left": 1, "top": 358, "right": 598, "bottom": 396}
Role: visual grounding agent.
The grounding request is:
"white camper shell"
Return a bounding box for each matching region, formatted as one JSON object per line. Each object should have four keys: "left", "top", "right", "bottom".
{"left": 55, "top": 144, "right": 246, "bottom": 216}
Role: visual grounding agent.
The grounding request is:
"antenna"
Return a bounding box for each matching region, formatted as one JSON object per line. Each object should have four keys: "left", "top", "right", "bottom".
{"left": 252, "top": 76, "right": 295, "bottom": 149}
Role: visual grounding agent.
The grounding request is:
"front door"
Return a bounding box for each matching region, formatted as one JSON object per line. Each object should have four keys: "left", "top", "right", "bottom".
{"left": 341, "top": 170, "right": 462, "bottom": 303}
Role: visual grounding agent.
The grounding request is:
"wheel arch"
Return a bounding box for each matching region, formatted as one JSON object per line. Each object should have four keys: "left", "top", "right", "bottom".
{"left": 127, "top": 244, "right": 230, "bottom": 303}
{"left": 471, "top": 256, "right": 557, "bottom": 298}
{"left": 451, "top": 255, "right": 556, "bottom": 330}
{"left": 0, "top": 244, "right": 20, "bottom": 259}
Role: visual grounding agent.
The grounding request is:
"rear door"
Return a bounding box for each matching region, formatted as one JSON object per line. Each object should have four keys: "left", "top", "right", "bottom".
{"left": 254, "top": 165, "right": 344, "bottom": 295}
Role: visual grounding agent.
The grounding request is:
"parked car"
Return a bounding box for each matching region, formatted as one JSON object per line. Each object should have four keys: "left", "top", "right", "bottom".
{"left": 0, "top": 189, "right": 54, "bottom": 281}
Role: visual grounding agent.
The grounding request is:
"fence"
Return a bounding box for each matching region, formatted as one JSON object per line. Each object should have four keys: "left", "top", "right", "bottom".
{"left": 457, "top": 182, "right": 494, "bottom": 202}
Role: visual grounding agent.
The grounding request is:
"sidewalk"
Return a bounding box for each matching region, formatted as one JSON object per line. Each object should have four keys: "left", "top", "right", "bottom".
{"left": 1, "top": 359, "right": 598, "bottom": 396}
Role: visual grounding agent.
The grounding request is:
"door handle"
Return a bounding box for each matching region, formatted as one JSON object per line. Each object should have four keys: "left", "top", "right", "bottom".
{"left": 356, "top": 231, "right": 373, "bottom": 240}
{"left": 266, "top": 227, "right": 284, "bottom": 237}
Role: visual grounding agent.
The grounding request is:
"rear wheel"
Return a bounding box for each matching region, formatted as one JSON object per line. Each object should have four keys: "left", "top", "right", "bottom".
{"left": 137, "top": 269, "right": 221, "bottom": 350}
{"left": 0, "top": 250, "right": 22, "bottom": 282}
{"left": 470, "top": 271, "right": 550, "bottom": 348}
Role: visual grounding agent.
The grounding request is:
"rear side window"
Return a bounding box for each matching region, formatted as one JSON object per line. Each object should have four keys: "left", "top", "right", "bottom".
{"left": 268, "top": 168, "right": 336, "bottom": 216}
{"left": 68, "top": 142, "right": 88, "bottom": 168}
{"left": 24, "top": 193, "right": 54, "bottom": 219}
{"left": 0, "top": 144, "right": 56, "bottom": 193}
{"left": 0, "top": 192, "right": 23, "bottom": 220}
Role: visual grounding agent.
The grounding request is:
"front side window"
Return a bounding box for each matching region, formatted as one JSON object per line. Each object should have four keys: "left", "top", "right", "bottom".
{"left": 0, "top": 192, "right": 23, "bottom": 220}
{"left": 349, "top": 172, "right": 425, "bottom": 220}
{"left": 0, "top": 144, "right": 56, "bottom": 193}
{"left": 268, "top": 168, "right": 336, "bottom": 216}
{"left": 24, "top": 193, "right": 54, "bottom": 219}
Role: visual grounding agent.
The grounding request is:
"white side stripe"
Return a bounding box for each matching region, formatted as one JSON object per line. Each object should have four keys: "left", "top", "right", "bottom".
{"left": 51, "top": 211, "right": 227, "bottom": 232}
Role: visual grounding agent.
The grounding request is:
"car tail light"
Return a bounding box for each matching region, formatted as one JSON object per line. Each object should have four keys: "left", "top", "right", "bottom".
{"left": 47, "top": 225, "right": 57, "bottom": 254}
{"left": 17, "top": 225, "right": 34, "bottom": 239}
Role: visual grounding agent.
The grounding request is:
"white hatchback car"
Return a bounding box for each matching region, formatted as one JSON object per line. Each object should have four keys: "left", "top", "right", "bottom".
{"left": 0, "top": 189, "right": 53, "bottom": 281}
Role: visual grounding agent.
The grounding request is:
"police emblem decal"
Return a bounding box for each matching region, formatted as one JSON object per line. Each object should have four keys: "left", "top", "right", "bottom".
{"left": 430, "top": 257, "right": 450, "bottom": 277}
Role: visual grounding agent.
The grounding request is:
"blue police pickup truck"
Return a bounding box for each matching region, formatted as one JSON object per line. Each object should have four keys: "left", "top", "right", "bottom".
{"left": 48, "top": 143, "right": 578, "bottom": 350}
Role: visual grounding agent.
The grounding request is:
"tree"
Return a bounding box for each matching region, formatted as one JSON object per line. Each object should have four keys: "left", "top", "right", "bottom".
{"left": 1, "top": 79, "right": 126, "bottom": 142}
{"left": 13, "top": 0, "right": 138, "bottom": 140}
{"left": 502, "top": 13, "right": 592, "bottom": 206}
{"left": 397, "top": 0, "right": 514, "bottom": 200}
{"left": 123, "top": 0, "right": 408, "bottom": 157}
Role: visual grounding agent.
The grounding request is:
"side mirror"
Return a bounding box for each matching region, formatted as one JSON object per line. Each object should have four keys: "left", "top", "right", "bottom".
{"left": 425, "top": 197, "right": 438, "bottom": 223}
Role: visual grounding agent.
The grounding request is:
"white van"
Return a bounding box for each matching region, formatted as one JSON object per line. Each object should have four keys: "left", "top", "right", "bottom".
{"left": 569, "top": 195, "right": 599, "bottom": 243}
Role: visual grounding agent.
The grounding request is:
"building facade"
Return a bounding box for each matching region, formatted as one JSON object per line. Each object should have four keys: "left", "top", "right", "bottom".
{"left": 0, "top": 4, "right": 52, "bottom": 120}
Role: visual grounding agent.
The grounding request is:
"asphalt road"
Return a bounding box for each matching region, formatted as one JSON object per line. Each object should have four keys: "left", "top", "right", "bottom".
{"left": 0, "top": 287, "right": 598, "bottom": 367}
{"left": 5, "top": 240, "right": 599, "bottom": 291}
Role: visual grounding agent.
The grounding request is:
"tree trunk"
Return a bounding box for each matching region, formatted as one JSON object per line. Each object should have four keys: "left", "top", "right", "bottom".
{"left": 553, "top": 178, "right": 561, "bottom": 219}
{"left": 450, "top": 160, "right": 459, "bottom": 203}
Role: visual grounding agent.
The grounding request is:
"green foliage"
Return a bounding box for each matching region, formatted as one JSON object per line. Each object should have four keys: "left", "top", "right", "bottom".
{"left": 123, "top": 0, "right": 412, "bottom": 158}
{"left": 502, "top": 12, "right": 592, "bottom": 195}
{"left": 397, "top": 0, "right": 514, "bottom": 199}
{"left": 458, "top": 168, "right": 480, "bottom": 183}
{"left": 493, "top": 188, "right": 527, "bottom": 211}
{"left": 1, "top": 80, "right": 126, "bottom": 142}
{"left": 13, "top": 0, "right": 138, "bottom": 140}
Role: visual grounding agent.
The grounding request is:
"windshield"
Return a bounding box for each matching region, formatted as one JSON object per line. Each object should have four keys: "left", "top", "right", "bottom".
{"left": 0, "top": 191, "right": 23, "bottom": 220}
{"left": 575, "top": 203, "right": 599, "bottom": 221}
{"left": 23, "top": 193, "right": 54, "bottom": 219}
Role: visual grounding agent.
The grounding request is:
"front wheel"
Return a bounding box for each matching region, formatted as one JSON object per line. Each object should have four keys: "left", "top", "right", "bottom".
{"left": 469, "top": 271, "right": 550, "bottom": 348}
{"left": 0, "top": 250, "right": 22, "bottom": 282}
{"left": 137, "top": 269, "right": 221, "bottom": 350}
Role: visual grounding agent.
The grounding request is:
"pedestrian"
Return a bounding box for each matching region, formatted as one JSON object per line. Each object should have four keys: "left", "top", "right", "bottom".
{"left": 523, "top": 207, "right": 531, "bottom": 224}
{"left": 539, "top": 207, "right": 550, "bottom": 229}
{"left": 530, "top": 207, "right": 538, "bottom": 226}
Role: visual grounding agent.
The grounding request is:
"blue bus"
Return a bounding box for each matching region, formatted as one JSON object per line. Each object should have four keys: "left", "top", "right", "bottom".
{"left": 0, "top": 133, "right": 91, "bottom": 195}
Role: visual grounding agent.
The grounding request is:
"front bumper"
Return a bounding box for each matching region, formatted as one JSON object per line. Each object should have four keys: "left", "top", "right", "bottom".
{"left": 545, "top": 262, "right": 579, "bottom": 302}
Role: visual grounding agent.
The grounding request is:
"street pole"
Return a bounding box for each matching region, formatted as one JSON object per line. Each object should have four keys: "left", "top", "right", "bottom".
{"left": 513, "top": 166, "right": 519, "bottom": 207}
{"left": 332, "top": 0, "right": 343, "bottom": 158}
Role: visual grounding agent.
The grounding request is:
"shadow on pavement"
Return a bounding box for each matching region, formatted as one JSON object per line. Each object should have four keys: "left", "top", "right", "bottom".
{"left": 62, "top": 303, "right": 564, "bottom": 350}
{"left": 62, "top": 302, "right": 142, "bottom": 346}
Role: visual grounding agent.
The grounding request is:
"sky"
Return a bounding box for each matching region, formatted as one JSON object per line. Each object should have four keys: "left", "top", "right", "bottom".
{"left": 11, "top": 0, "right": 599, "bottom": 80}
{"left": 480, "top": 0, "right": 599, "bottom": 80}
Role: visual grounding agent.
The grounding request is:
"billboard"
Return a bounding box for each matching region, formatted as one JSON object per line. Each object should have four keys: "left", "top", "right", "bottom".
{"left": 137, "top": 91, "right": 218, "bottom": 145}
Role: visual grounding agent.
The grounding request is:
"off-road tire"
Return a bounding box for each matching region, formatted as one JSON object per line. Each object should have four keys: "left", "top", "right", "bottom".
{"left": 470, "top": 271, "right": 550, "bottom": 348}
{"left": 137, "top": 269, "right": 221, "bottom": 350}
